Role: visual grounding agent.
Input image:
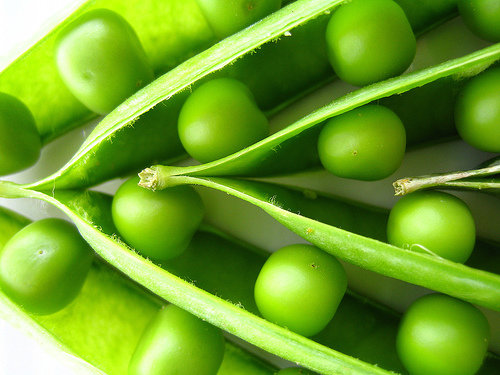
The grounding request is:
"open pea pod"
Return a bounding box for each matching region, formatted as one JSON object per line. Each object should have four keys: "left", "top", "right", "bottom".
{"left": 1, "top": 0, "right": 457, "bottom": 145}
{"left": 0, "top": 204, "right": 280, "bottom": 375}
{"left": 2, "top": 188, "right": 499, "bottom": 375}
{"left": 0, "top": 182, "right": 402, "bottom": 375}
{"left": 17, "top": 0, "right": 467, "bottom": 190}
{"left": 136, "top": 175, "right": 500, "bottom": 312}
{"left": 137, "top": 43, "right": 500, "bottom": 180}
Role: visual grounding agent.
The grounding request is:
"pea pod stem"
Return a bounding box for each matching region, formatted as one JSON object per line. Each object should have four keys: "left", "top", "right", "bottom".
{"left": 139, "top": 172, "right": 500, "bottom": 312}
{"left": 394, "top": 163, "right": 500, "bottom": 195}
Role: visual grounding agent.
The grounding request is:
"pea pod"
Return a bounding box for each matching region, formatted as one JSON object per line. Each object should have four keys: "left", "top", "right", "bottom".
{"left": 16, "top": 0, "right": 472, "bottom": 190}
{"left": 1, "top": 193, "right": 499, "bottom": 374}
{"left": 0, "top": 182, "right": 402, "bottom": 375}
{"left": 0, "top": 205, "right": 277, "bottom": 375}
{"left": 138, "top": 43, "right": 500, "bottom": 182}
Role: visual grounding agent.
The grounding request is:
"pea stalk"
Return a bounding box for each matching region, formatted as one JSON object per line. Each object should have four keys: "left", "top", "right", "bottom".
{"left": 394, "top": 156, "right": 500, "bottom": 195}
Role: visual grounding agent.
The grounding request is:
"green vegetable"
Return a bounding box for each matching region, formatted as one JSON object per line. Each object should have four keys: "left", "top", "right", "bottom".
{"left": 397, "top": 293, "right": 490, "bottom": 375}
{"left": 325, "top": 0, "right": 416, "bottom": 86}
{"left": 0, "top": 218, "right": 93, "bottom": 315}
{"left": 317, "top": 105, "right": 406, "bottom": 181}
{"left": 458, "top": 0, "right": 500, "bottom": 42}
{"left": 55, "top": 9, "right": 154, "bottom": 114}
{"left": 387, "top": 191, "right": 476, "bottom": 263}
{"left": 196, "top": 0, "right": 282, "bottom": 39}
{"left": 112, "top": 177, "right": 204, "bottom": 260}
{"left": 129, "top": 304, "right": 225, "bottom": 375}
{"left": 455, "top": 66, "right": 500, "bottom": 152}
{"left": 178, "top": 78, "right": 269, "bottom": 163}
{"left": 0, "top": 93, "right": 41, "bottom": 175}
{"left": 254, "top": 244, "right": 347, "bottom": 337}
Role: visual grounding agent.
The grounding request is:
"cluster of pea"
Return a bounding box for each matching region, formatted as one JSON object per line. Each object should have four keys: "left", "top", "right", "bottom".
{"left": 0, "top": 0, "right": 499, "bottom": 375}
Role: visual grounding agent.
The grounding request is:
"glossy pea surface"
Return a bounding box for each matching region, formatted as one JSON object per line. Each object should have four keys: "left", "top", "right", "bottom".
{"left": 196, "top": 0, "right": 282, "bottom": 39}
{"left": 112, "top": 177, "right": 204, "bottom": 261}
{"left": 325, "top": 0, "right": 416, "bottom": 86}
{"left": 55, "top": 9, "right": 154, "bottom": 114}
{"left": 455, "top": 67, "right": 500, "bottom": 152}
{"left": 397, "top": 294, "right": 490, "bottom": 375}
{"left": 0, "top": 218, "right": 93, "bottom": 315}
{"left": 178, "top": 78, "right": 269, "bottom": 163}
{"left": 317, "top": 105, "right": 406, "bottom": 181}
{"left": 254, "top": 244, "right": 347, "bottom": 337}
{"left": 129, "top": 304, "right": 225, "bottom": 375}
{"left": 0, "top": 93, "right": 41, "bottom": 175}
{"left": 387, "top": 191, "right": 476, "bottom": 263}
{"left": 459, "top": 0, "right": 500, "bottom": 42}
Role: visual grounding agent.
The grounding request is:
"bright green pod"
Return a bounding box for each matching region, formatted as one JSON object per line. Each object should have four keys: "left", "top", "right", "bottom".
{"left": 397, "top": 294, "right": 490, "bottom": 375}
{"left": 178, "top": 78, "right": 269, "bottom": 163}
{"left": 196, "top": 0, "right": 282, "bottom": 39}
{"left": 0, "top": 218, "right": 93, "bottom": 315}
{"left": 254, "top": 244, "right": 347, "bottom": 337}
{"left": 0, "top": 93, "right": 41, "bottom": 176}
{"left": 317, "top": 105, "right": 406, "bottom": 181}
{"left": 55, "top": 9, "right": 154, "bottom": 114}
{"left": 112, "top": 177, "right": 204, "bottom": 261}
{"left": 325, "top": 0, "right": 416, "bottom": 86}
{"left": 455, "top": 67, "right": 500, "bottom": 152}
{"left": 387, "top": 191, "right": 476, "bottom": 263}
{"left": 129, "top": 304, "right": 225, "bottom": 375}
{"left": 458, "top": 0, "right": 500, "bottom": 42}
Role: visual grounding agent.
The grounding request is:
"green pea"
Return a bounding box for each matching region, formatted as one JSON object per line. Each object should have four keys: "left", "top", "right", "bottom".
{"left": 112, "top": 177, "right": 204, "bottom": 261}
{"left": 387, "top": 191, "right": 476, "bottom": 263}
{"left": 0, "top": 218, "right": 93, "bottom": 315}
{"left": 455, "top": 67, "right": 500, "bottom": 152}
{"left": 196, "top": 0, "right": 282, "bottom": 39}
{"left": 129, "top": 304, "right": 225, "bottom": 375}
{"left": 458, "top": 0, "right": 500, "bottom": 42}
{"left": 178, "top": 78, "right": 269, "bottom": 163}
{"left": 317, "top": 105, "right": 406, "bottom": 181}
{"left": 0, "top": 93, "right": 41, "bottom": 176}
{"left": 397, "top": 294, "right": 490, "bottom": 375}
{"left": 325, "top": 0, "right": 416, "bottom": 86}
{"left": 254, "top": 244, "right": 347, "bottom": 337}
{"left": 55, "top": 9, "right": 154, "bottom": 114}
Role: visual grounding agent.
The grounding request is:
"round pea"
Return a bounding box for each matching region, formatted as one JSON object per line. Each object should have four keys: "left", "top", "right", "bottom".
{"left": 317, "top": 105, "right": 406, "bottom": 181}
{"left": 387, "top": 191, "right": 476, "bottom": 263}
{"left": 178, "top": 78, "right": 269, "bottom": 163}
{"left": 112, "top": 177, "right": 204, "bottom": 261}
{"left": 254, "top": 244, "right": 347, "bottom": 337}
{"left": 397, "top": 294, "right": 490, "bottom": 375}
{"left": 325, "top": 0, "right": 416, "bottom": 86}
{"left": 129, "top": 304, "right": 225, "bottom": 375}
{"left": 458, "top": 0, "right": 500, "bottom": 42}
{"left": 0, "top": 93, "right": 41, "bottom": 175}
{"left": 455, "top": 67, "right": 500, "bottom": 152}
{"left": 0, "top": 218, "right": 93, "bottom": 315}
{"left": 196, "top": 0, "right": 282, "bottom": 39}
{"left": 55, "top": 9, "right": 154, "bottom": 114}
